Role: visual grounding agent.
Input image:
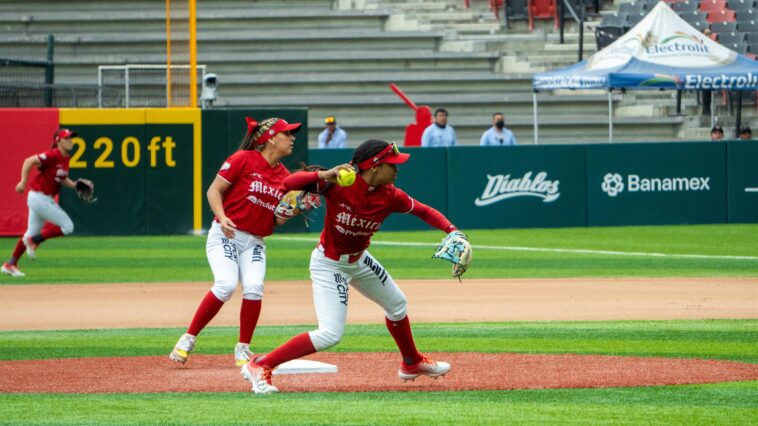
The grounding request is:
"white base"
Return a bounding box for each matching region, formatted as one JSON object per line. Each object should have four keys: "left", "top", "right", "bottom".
{"left": 272, "top": 359, "right": 338, "bottom": 375}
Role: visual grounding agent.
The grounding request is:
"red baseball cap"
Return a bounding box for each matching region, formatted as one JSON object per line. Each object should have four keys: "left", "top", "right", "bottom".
{"left": 54, "top": 128, "right": 77, "bottom": 142}
{"left": 252, "top": 118, "right": 302, "bottom": 145}
{"left": 357, "top": 142, "right": 410, "bottom": 170}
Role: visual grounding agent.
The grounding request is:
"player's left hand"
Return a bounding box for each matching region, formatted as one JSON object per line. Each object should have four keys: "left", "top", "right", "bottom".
{"left": 275, "top": 190, "right": 322, "bottom": 220}
{"left": 432, "top": 231, "right": 472, "bottom": 282}
{"left": 75, "top": 178, "right": 98, "bottom": 203}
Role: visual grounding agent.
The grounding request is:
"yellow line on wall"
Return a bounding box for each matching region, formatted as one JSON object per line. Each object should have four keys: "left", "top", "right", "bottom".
{"left": 59, "top": 108, "right": 145, "bottom": 124}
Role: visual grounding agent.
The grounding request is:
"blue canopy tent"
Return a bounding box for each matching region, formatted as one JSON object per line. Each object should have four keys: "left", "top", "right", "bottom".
{"left": 532, "top": 1, "right": 758, "bottom": 142}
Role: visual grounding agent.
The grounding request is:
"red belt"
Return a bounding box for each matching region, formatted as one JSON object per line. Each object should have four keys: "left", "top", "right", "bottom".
{"left": 319, "top": 245, "right": 363, "bottom": 263}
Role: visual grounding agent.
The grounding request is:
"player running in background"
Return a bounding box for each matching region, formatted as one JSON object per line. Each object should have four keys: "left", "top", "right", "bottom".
{"left": 2, "top": 129, "right": 83, "bottom": 277}
{"left": 241, "top": 139, "right": 467, "bottom": 394}
{"left": 170, "top": 117, "right": 304, "bottom": 367}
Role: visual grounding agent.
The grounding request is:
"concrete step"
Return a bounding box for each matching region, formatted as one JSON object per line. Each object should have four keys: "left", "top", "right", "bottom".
{"left": 0, "top": 9, "right": 389, "bottom": 34}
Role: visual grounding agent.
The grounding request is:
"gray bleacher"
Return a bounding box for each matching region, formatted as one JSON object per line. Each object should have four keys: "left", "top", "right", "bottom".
{"left": 0, "top": 0, "right": 711, "bottom": 145}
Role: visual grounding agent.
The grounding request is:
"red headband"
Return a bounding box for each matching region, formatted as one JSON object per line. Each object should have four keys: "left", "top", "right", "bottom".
{"left": 357, "top": 142, "right": 410, "bottom": 170}
{"left": 246, "top": 117, "right": 302, "bottom": 145}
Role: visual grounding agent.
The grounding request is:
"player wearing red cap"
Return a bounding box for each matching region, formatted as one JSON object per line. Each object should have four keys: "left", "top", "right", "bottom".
{"left": 170, "top": 117, "right": 303, "bottom": 367}
{"left": 2, "top": 129, "right": 83, "bottom": 278}
{"left": 241, "top": 139, "right": 463, "bottom": 394}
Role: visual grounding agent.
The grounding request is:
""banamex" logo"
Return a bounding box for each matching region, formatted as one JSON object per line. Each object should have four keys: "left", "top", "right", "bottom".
{"left": 475, "top": 172, "right": 560, "bottom": 206}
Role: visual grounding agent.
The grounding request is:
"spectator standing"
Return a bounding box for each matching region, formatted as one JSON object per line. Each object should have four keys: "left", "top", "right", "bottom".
{"left": 317, "top": 116, "right": 347, "bottom": 149}
{"left": 421, "top": 108, "right": 457, "bottom": 147}
{"left": 739, "top": 126, "right": 752, "bottom": 140}
{"left": 480, "top": 112, "right": 517, "bottom": 146}
{"left": 710, "top": 126, "right": 724, "bottom": 141}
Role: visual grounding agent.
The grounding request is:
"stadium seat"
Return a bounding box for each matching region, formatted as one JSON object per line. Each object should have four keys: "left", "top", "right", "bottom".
{"left": 625, "top": 11, "right": 647, "bottom": 30}
{"left": 716, "top": 31, "right": 747, "bottom": 46}
{"left": 677, "top": 11, "right": 709, "bottom": 32}
{"left": 618, "top": 1, "right": 647, "bottom": 15}
{"left": 528, "top": 0, "right": 558, "bottom": 30}
{"left": 710, "top": 21, "right": 738, "bottom": 33}
{"left": 728, "top": 0, "right": 757, "bottom": 13}
{"left": 747, "top": 31, "right": 758, "bottom": 50}
{"left": 736, "top": 9, "right": 758, "bottom": 22}
{"left": 708, "top": 9, "right": 737, "bottom": 23}
{"left": 737, "top": 20, "right": 758, "bottom": 32}
{"left": 673, "top": 0, "right": 701, "bottom": 13}
{"left": 506, "top": 0, "right": 529, "bottom": 20}
{"left": 699, "top": 0, "right": 727, "bottom": 11}
{"left": 599, "top": 12, "right": 627, "bottom": 27}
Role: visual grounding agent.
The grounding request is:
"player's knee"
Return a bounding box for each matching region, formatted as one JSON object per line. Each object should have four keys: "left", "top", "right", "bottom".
{"left": 241, "top": 282, "right": 264, "bottom": 300}
{"left": 384, "top": 299, "right": 408, "bottom": 322}
{"left": 61, "top": 221, "right": 74, "bottom": 235}
{"left": 211, "top": 280, "right": 236, "bottom": 302}
{"left": 309, "top": 327, "right": 343, "bottom": 350}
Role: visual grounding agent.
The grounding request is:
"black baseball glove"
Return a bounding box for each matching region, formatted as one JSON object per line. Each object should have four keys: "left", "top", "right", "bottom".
{"left": 75, "top": 178, "right": 97, "bottom": 203}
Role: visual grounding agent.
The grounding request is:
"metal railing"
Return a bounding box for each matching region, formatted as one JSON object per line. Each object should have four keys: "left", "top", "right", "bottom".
{"left": 558, "top": 0, "right": 586, "bottom": 61}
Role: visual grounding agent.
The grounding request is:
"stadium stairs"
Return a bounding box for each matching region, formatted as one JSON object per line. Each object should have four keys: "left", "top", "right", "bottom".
{"left": 0, "top": 0, "right": 710, "bottom": 144}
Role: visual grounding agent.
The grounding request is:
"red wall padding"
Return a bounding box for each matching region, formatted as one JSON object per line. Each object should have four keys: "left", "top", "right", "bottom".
{"left": 0, "top": 109, "right": 60, "bottom": 236}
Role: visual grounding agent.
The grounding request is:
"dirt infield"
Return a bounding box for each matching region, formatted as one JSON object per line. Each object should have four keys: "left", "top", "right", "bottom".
{"left": 1, "top": 278, "right": 756, "bottom": 330}
{"left": 1, "top": 278, "right": 756, "bottom": 393}
{"left": 2, "top": 353, "right": 757, "bottom": 394}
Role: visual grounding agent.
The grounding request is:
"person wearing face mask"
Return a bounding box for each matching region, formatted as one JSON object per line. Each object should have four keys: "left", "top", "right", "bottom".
{"left": 480, "top": 112, "right": 517, "bottom": 146}
{"left": 421, "top": 108, "right": 457, "bottom": 147}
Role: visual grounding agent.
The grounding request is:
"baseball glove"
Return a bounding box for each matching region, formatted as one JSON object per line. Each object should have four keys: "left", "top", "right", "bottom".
{"left": 432, "top": 231, "right": 472, "bottom": 281}
{"left": 275, "top": 190, "right": 322, "bottom": 222}
{"left": 75, "top": 178, "right": 97, "bottom": 203}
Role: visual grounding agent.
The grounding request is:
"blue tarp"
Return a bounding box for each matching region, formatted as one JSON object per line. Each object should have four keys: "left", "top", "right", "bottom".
{"left": 533, "top": 2, "right": 758, "bottom": 91}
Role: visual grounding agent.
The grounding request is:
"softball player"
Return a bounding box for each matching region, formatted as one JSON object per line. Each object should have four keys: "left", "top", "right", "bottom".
{"left": 242, "top": 139, "right": 460, "bottom": 394}
{"left": 170, "top": 117, "right": 301, "bottom": 367}
{"left": 2, "top": 129, "right": 81, "bottom": 278}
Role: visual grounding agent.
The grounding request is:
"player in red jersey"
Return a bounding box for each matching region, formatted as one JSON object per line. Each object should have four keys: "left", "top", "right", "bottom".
{"left": 2, "top": 129, "right": 84, "bottom": 278}
{"left": 170, "top": 117, "right": 303, "bottom": 367}
{"left": 241, "top": 139, "right": 465, "bottom": 394}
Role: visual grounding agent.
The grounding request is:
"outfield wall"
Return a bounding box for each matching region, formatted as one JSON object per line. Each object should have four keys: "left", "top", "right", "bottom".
{"left": 310, "top": 141, "right": 758, "bottom": 232}
{"left": 0, "top": 108, "right": 308, "bottom": 236}
{"left": 2, "top": 107, "right": 755, "bottom": 236}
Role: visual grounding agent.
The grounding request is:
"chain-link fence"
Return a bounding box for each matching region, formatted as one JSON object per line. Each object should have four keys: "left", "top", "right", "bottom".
{"left": 98, "top": 65, "right": 205, "bottom": 108}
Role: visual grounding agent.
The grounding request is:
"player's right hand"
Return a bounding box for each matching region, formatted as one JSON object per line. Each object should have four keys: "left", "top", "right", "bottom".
{"left": 218, "top": 216, "right": 237, "bottom": 238}
{"left": 15, "top": 181, "right": 26, "bottom": 194}
{"left": 319, "top": 163, "right": 354, "bottom": 183}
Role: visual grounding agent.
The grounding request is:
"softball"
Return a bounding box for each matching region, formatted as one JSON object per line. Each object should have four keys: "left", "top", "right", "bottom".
{"left": 337, "top": 168, "right": 356, "bottom": 187}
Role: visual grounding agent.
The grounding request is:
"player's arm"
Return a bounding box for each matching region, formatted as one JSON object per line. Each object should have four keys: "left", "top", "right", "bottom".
{"left": 61, "top": 177, "right": 77, "bottom": 189}
{"left": 207, "top": 176, "right": 237, "bottom": 237}
{"left": 15, "top": 154, "right": 42, "bottom": 193}
{"left": 408, "top": 199, "right": 457, "bottom": 234}
{"left": 283, "top": 164, "right": 351, "bottom": 190}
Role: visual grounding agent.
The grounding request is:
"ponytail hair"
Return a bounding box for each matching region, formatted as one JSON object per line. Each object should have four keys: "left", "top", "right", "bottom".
{"left": 239, "top": 117, "right": 280, "bottom": 151}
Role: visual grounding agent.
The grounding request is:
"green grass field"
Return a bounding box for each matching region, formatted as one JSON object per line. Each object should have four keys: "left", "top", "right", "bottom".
{"left": 0, "top": 225, "right": 756, "bottom": 424}
{"left": 1, "top": 224, "right": 757, "bottom": 283}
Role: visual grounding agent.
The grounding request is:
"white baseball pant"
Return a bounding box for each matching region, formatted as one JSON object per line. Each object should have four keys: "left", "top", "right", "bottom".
{"left": 25, "top": 190, "right": 74, "bottom": 238}
{"left": 307, "top": 246, "right": 408, "bottom": 351}
{"left": 206, "top": 221, "right": 266, "bottom": 302}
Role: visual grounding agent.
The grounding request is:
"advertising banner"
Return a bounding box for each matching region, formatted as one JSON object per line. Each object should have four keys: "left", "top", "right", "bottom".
{"left": 58, "top": 109, "right": 199, "bottom": 235}
{"left": 727, "top": 141, "right": 758, "bottom": 223}
{"left": 446, "top": 146, "right": 587, "bottom": 229}
{"left": 587, "top": 142, "right": 726, "bottom": 226}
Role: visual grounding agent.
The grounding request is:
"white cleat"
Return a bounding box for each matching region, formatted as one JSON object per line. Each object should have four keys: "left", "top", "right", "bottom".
{"left": 23, "top": 236, "right": 38, "bottom": 261}
{"left": 1, "top": 263, "right": 25, "bottom": 277}
{"left": 398, "top": 355, "right": 451, "bottom": 381}
{"left": 234, "top": 342, "right": 254, "bottom": 367}
{"left": 241, "top": 362, "right": 279, "bottom": 394}
{"left": 169, "top": 333, "right": 196, "bottom": 364}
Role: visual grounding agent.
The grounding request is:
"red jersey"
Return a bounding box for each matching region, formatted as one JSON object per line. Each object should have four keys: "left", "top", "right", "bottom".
{"left": 320, "top": 175, "right": 413, "bottom": 256}
{"left": 29, "top": 148, "right": 69, "bottom": 197}
{"left": 215, "top": 150, "right": 290, "bottom": 237}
